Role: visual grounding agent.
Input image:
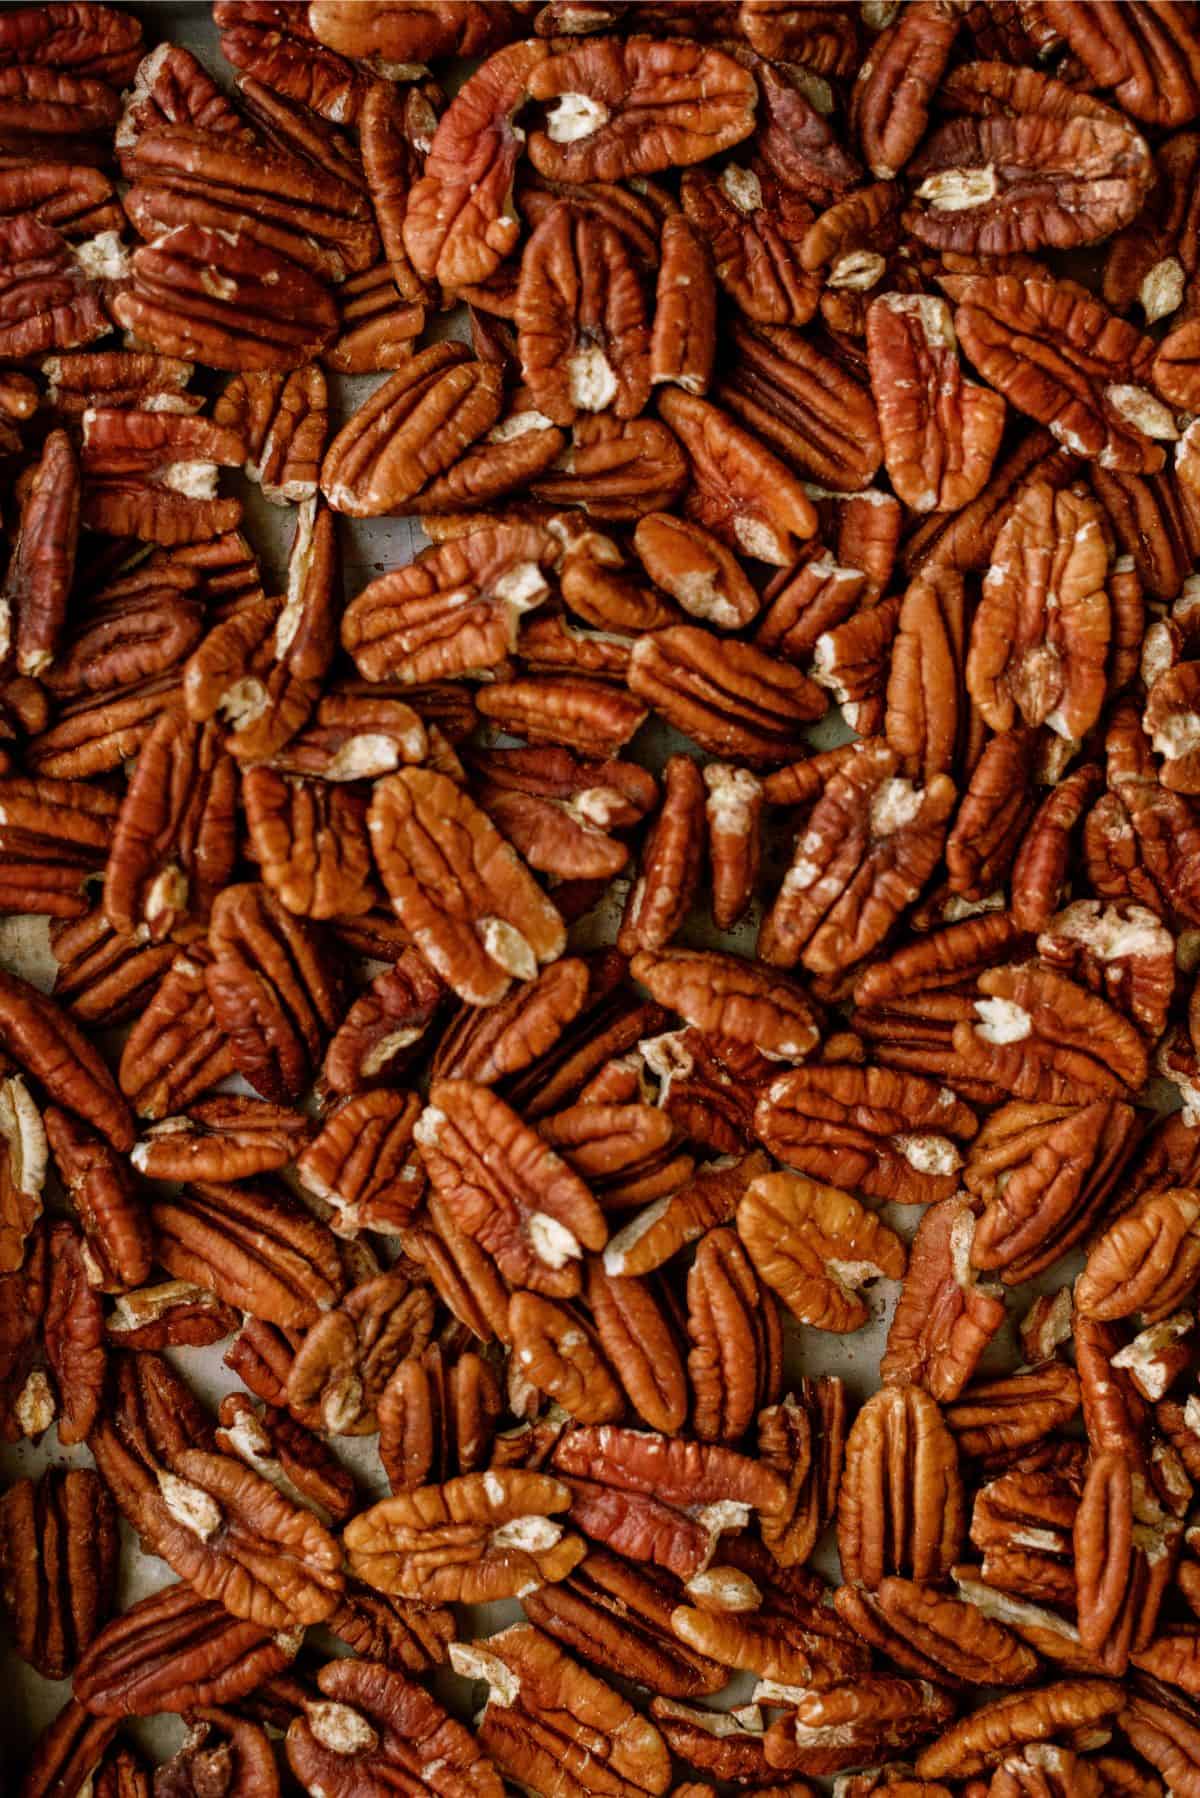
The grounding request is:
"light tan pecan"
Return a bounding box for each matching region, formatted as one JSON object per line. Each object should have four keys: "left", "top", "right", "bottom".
{"left": 838, "top": 1385, "right": 965, "bottom": 1587}
{"left": 286, "top": 1657, "right": 503, "bottom": 1798}
{"left": 368, "top": 768, "right": 565, "bottom": 1006}
{"left": 416, "top": 1079, "right": 605, "bottom": 1296}
{"left": 453, "top": 1621, "right": 671, "bottom": 1798}
{"left": 737, "top": 1170, "right": 906, "bottom": 1333}
{"left": 111, "top": 224, "right": 339, "bottom": 372}
{"left": 868, "top": 293, "right": 1005, "bottom": 515}
{"left": 89, "top": 1420, "right": 343, "bottom": 1629}
{"left": 345, "top": 1469, "right": 583, "bottom": 1603}
{"left": 151, "top": 1178, "right": 344, "bottom": 1331}
{"left": 754, "top": 1064, "right": 976, "bottom": 1205}
{"left": 527, "top": 38, "right": 757, "bottom": 182}
{"left": 343, "top": 521, "right": 557, "bottom": 683}
{"left": 205, "top": 883, "right": 341, "bottom": 1104}
{"left": 881, "top": 1196, "right": 1006, "bottom": 1403}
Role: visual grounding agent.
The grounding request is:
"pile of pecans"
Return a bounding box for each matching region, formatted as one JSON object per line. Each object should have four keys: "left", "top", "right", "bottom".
{"left": 12, "top": 0, "right": 1200, "bottom": 1793}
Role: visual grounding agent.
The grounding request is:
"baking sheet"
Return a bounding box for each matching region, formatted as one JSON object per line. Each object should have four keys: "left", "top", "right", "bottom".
{"left": 0, "top": 1, "right": 1128, "bottom": 1779}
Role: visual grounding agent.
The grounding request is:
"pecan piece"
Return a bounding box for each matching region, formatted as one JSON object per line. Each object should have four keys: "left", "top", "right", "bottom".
{"left": 133, "top": 1096, "right": 307, "bottom": 1183}
{"left": 415, "top": 1079, "right": 605, "bottom": 1296}
{"left": 850, "top": 0, "right": 960, "bottom": 178}
{"left": 0, "top": 1071, "right": 45, "bottom": 1274}
{"left": 213, "top": 365, "right": 329, "bottom": 505}
{"left": 45, "top": 1105, "right": 151, "bottom": 1291}
{"left": 287, "top": 1267, "right": 434, "bottom": 1435}
{"left": 758, "top": 1378, "right": 846, "bottom": 1570}
{"left": 345, "top": 1469, "right": 583, "bottom": 1603}
{"left": 0, "top": 965, "right": 132, "bottom": 1150}
{"left": 737, "top": 1171, "right": 906, "bottom": 1333}
{"left": 764, "top": 1679, "right": 958, "bottom": 1777}
{"left": 111, "top": 224, "right": 339, "bottom": 372}
{"left": 632, "top": 947, "right": 819, "bottom": 1067}
{"left": 151, "top": 1709, "right": 278, "bottom": 1798}
{"left": 286, "top": 1657, "right": 503, "bottom": 1798}
{"left": 527, "top": 38, "right": 757, "bottom": 182}
{"left": 0, "top": 1467, "right": 117, "bottom": 1681}
{"left": 451, "top": 1622, "right": 671, "bottom": 1798}
{"left": 868, "top": 293, "right": 1005, "bottom": 514}
{"left": 508, "top": 1290, "right": 623, "bottom": 1424}
{"left": 369, "top": 769, "right": 565, "bottom": 1007}
{"left": 838, "top": 1385, "right": 965, "bottom": 1587}
{"left": 634, "top": 514, "right": 759, "bottom": 632}
{"left": 602, "top": 1150, "right": 770, "bottom": 1278}
{"left": 914, "top": 1681, "right": 1124, "bottom": 1780}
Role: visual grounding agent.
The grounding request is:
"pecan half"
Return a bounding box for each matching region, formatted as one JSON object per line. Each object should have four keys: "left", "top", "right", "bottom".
{"left": 737, "top": 1170, "right": 906, "bottom": 1333}
{"left": 838, "top": 1384, "right": 965, "bottom": 1587}
{"left": 0, "top": 1466, "right": 117, "bottom": 1681}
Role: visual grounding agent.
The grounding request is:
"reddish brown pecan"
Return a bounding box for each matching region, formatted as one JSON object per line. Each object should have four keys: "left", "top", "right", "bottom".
{"left": 881, "top": 1196, "right": 1007, "bottom": 1403}
{"left": 838, "top": 1384, "right": 965, "bottom": 1587}
{"left": 686, "top": 1226, "right": 781, "bottom": 1442}
{"left": 0, "top": 1466, "right": 117, "bottom": 1680}
{"left": 952, "top": 276, "right": 1172, "bottom": 474}
{"left": 629, "top": 627, "right": 824, "bottom": 766}
{"left": 944, "top": 1361, "right": 1082, "bottom": 1460}
{"left": 1, "top": 427, "right": 78, "bottom": 678}
{"left": 632, "top": 947, "right": 819, "bottom": 1067}
{"left": 754, "top": 1063, "right": 976, "bottom": 1206}
{"left": 416, "top": 1078, "right": 605, "bottom": 1296}
{"left": 602, "top": 1150, "right": 770, "bottom": 1278}
{"left": 0, "top": 213, "right": 109, "bottom": 360}
{"left": 297, "top": 1091, "right": 424, "bottom": 1236}
{"left": 205, "top": 883, "right": 341, "bottom": 1104}
{"left": 213, "top": 365, "right": 329, "bottom": 505}
{"left": 286, "top": 1657, "right": 504, "bottom": 1798}
{"left": 965, "top": 1098, "right": 1140, "bottom": 1284}
{"left": 764, "top": 1678, "right": 958, "bottom": 1777}
{"left": 757, "top": 1377, "right": 846, "bottom": 1569}
{"left": 737, "top": 1170, "right": 906, "bottom": 1333}
{"left": 323, "top": 952, "right": 444, "bottom": 1095}
{"left": 516, "top": 201, "right": 649, "bottom": 425}
{"left": 89, "top": 1420, "right": 344, "bottom": 1629}
{"left": 74, "top": 1580, "right": 298, "bottom": 1717}
{"left": 527, "top": 37, "right": 757, "bottom": 182}
{"left": 45, "top": 1105, "right": 151, "bottom": 1291}
{"left": 104, "top": 707, "right": 237, "bottom": 944}
{"left": 345, "top": 1468, "right": 583, "bottom": 1603}
{"left": 678, "top": 161, "right": 818, "bottom": 328}
{"left": 111, "top": 224, "right": 339, "bottom": 372}
{"left": 151, "top": 1178, "right": 344, "bottom": 1331}
{"left": 119, "top": 944, "right": 235, "bottom": 1119}
{"left": 835, "top": 1576, "right": 1039, "bottom": 1688}
{"left": 967, "top": 481, "right": 1111, "bottom": 742}
{"left": 0, "top": 965, "right": 132, "bottom": 1150}
{"left": 634, "top": 514, "right": 759, "bottom": 633}
{"left": 343, "top": 521, "right": 557, "bottom": 683}
{"left": 618, "top": 756, "right": 705, "bottom": 955}
{"left": 1040, "top": 0, "right": 1200, "bottom": 127}
{"left": 368, "top": 768, "right": 565, "bottom": 1006}
{"left": 509, "top": 1290, "right": 623, "bottom": 1425}
{"left": 657, "top": 389, "right": 817, "bottom": 566}
{"left": 1038, "top": 900, "right": 1174, "bottom": 1038}
{"left": 377, "top": 1340, "right": 503, "bottom": 1490}
{"left": 867, "top": 293, "right": 1005, "bottom": 515}
{"left": 650, "top": 212, "right": 717, "bottom": 396}
{"left": 585, "top": 1261, "right": 688, "bottom": 1435}
{"left": 1076, "top": 1188, "right": 1200, "bottom": 1322}
{"left": 759, "top": 740, "right": 956, "bottom": 975}
{"left": 914, "top": 1681, "right": 1124, "bottom": 1780}
{"left": 849, "top": 0, "right": 960, "bottom": 178}
{"left": 908, "top": 67, "right": 1153, "bottom": 256}
{"left": 953, "top": 963, "right": 1149, "bottom": 1103}
{"left": 243, "top": 769, "right": 374, "bottom": 921}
